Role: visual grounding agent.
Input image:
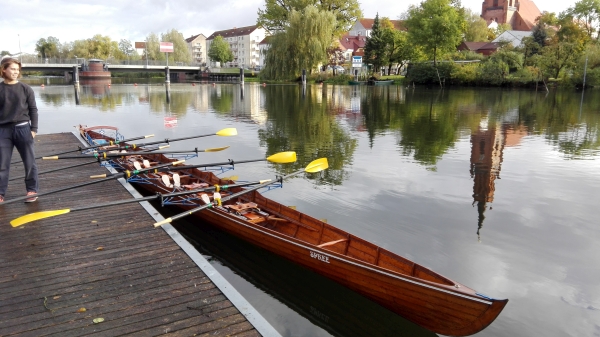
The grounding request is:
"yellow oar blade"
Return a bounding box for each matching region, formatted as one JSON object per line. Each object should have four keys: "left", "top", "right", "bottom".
{"left": 216, "top": 128, "right": 237, "bottom": 137}
{"left": 267, "top": 151, "right": 297, "bottom": 164}
{"left": 305, "top": 158, "right": 328, "bottom": 173}
{"left": 11, "top": 209, "right": 71, "bottom": 227}
{"left": 221, "top": 175, "right": 239, "bottom": 181}
{"left": 205, "top": 146, "right": 230, "bottom": 152}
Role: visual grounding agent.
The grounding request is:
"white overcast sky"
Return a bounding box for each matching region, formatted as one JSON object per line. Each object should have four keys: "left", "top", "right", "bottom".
{"left": 1, "top": 0, "right": 571, "bottom": 55}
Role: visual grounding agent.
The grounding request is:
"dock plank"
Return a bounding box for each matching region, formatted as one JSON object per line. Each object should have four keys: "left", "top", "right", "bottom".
{"left": 0, "top": 133, "right": 263, "bottom": 337}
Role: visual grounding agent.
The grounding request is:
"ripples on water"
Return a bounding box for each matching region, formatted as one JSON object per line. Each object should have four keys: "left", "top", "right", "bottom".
{"left": 27, "top": 79, "right": 600, "bottom": 337}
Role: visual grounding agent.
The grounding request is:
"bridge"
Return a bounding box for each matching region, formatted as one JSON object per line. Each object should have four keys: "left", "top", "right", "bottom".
{"left": 21, "top": 58, "right": 201, "bottom": 73}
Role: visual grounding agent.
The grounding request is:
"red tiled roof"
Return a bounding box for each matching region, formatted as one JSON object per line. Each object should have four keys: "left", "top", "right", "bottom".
{"left": 259, "top": 36, "right": 272, "bottom": 45}
{"left": 339, "top": 33, "right": 367, "bottom": 50}
{"left": 206, "top": 25, "right": 259, "bottom": 40}
{"left": 478, "top": 42, "right": 500, "bottom": 50}
{"left": 185, "top": 34, "right": 206, "bottom": 43}
{"left": 459, "top": 42, "right": 489, "bottom": 51}
{"left": 515, "top": 0, "right": 541, "bottom": 30}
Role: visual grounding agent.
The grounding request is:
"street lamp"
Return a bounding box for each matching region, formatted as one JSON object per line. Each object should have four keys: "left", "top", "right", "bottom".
{"left": 18, "top": 34, "right": 21, "bottom": 63}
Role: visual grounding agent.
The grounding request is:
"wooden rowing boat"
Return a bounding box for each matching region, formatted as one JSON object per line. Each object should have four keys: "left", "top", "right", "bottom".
{"left": 79, "top": 125, "right": 508, "bottom": 336}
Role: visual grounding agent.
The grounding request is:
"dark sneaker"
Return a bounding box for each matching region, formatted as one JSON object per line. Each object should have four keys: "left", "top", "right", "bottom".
{"left": 25, "top": 191, "right": 38, "bottom": 203}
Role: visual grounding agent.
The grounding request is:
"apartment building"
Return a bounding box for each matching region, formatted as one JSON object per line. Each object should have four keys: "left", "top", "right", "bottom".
{"left": 206, "top": 25, "right": 267, "bottom": 68}
{"left": 185, "top": 33, "right": 207, "bottom": 65}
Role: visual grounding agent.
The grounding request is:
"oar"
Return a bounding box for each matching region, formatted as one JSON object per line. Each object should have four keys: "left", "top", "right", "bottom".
{"left": 9, "top": 160, "right": 98, "bottom": 181}
{"left": 42, "top": 146, "right": 230, "bottom": 160}
{"left": 94, "top": 128, "right": 237, "bottom": 152}
{"left": 9, "top": 145, "right": 171, "bottom": 181}
{"left": 154, "top": 158, "right": 329, "bottom": 227}
{"left": 0, "top": 160, "right": 185, "bottom": 205}
{"left": 1, "top": 151, "right": 296, "bottom": 204}
{"left": 10, "top": 180, "right": 272, "bottom": 227}
{"left": 88, "top": 151, "right": 298, "bottom": 179}
{"left": 10, "top": 133, "right": 155, "bottom": 165}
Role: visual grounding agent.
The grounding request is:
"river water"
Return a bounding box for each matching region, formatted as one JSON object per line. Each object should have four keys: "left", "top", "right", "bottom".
{"left": 24, "top": 78, "right": 600, "bottom": 337}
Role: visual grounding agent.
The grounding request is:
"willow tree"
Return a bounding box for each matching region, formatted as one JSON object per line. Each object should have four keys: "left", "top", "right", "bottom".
{"left": 262, "top": 6, "right": 336, "bottom": 80}
{"left": 257, "top": 0, "right": 361, "bottom": 35}
{"left": 161, "top": 29, "right": 192, "bottom": 63}
{"left": 145, "top": 33, "right": 165, "bottom": 61}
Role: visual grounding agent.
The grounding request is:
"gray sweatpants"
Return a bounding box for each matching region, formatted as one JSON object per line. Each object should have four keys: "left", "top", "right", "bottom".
{"left": 0, "top": 123, "right": 38, "bottom": 196}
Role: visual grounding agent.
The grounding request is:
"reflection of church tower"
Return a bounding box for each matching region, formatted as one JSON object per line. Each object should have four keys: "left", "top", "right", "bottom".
{"left": 470, "top": 119, "right": 506, "bottom": 241}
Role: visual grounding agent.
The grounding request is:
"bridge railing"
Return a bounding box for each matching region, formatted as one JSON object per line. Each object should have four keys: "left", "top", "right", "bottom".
{"left": 19, "top": 56, "right": 204, "bottom": 67}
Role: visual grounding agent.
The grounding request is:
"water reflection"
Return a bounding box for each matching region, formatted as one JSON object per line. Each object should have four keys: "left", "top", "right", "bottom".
{"left": 173, "top": 217, "right": 437, "bottom": 337}
{"left": 26, "top": 81, "right": 600, "bottom": 337}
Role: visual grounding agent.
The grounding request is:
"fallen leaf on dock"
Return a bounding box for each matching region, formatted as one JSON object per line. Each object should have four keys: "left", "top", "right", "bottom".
{"left": 91, "top": 220, "right": 97, "bottom": 224}
{"left": 77, "top": 307, "right": 86, "bottom": 313}
{"left": 53, "top": 296, "right": 61, "bottom": 300}
{"left": 96, "top": 247, "right": 104, "bottom": 251}
{"left": 93, "top": 318, "right": 104, "bottom": 324}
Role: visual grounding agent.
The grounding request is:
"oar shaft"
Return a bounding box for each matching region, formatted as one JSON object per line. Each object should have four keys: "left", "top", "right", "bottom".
{"left": 96, "top": 158, "right": 266, "bottom": 178}
{"left": 10, "top": 160, "right": 99, "bottom": 181}
{"left": 110, "top": 133, "right": 222, "bottom": 150}
{"left": 1, "top": 176, "right": 116, "bottom": 205}
{"left": 68, "top": 181, "right": 267, "bottom": 213}
{"left": 11, "top": 134, "right": 154, "bottom": 164}
{"left": 156, "top": 169, "right": 303, "bottom": 226}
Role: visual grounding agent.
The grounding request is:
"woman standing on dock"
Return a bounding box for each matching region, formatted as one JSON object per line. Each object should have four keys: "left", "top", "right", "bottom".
{"left": 0, "top": 56, "right": 39, "bottom": 203}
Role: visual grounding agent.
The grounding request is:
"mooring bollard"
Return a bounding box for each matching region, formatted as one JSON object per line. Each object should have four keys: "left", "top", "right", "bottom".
{"left": 73, "top": 65, "right": 79, "bottom": 85}
{"left": 165, "top": 66, "right": 171, "bottom": 83}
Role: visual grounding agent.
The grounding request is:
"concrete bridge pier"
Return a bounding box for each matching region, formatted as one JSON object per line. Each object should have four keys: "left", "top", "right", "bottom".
{"left": 73, "top": 65, "right": 80, "bottom": 84}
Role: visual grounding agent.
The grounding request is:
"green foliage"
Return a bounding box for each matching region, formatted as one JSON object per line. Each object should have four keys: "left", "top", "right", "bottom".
{"left": 405, "top": 0, "right": 465, "bottom": 65}
{"left": 406, "top": 62, "right": 456, "bottom": 84}
{"left": 145, "top": 33, "right": 165, "bottom": 61}
{"left": 490, "top": 48, "right": 523, "bottom": 72}
{"left": 208, "top": 36, "right": 234, "bottom": 65}
{"left": 261, "top": 6, "right": 336, "bottom": 80}
{"left": 450, "top": 63, "right": 479, "bottom": 84}
{"left": 257, "top": 0, "right": 362, "bottom": 35}
{"left": 478, "top": 60, "right": 508, "bottom": 85}
{"left": 161, "top": 29, "right": 192, "bottom": 63}
{"left": 565, "top": 0, "right": 600, "bottom": 38}
{"left": 463, "top": 9, "right": 490, "bottom": 42}
{"left": 364, "top": 14, "right": 387, "bottom": 72}
{"left": 35, "top": 37, "right": 60, "bottom": 58}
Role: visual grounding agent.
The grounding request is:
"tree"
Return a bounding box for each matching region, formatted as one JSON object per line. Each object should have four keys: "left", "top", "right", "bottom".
{"left": 118, "top": 39, "right": 137, "bottom": 60}
{"left": 566, "top": 0, "right": 600, "bottom": 39}
{"left": 405, "top": 0, "right": 465, "bottom": 66}
{"left": 161, "top": 29, "right": 192, "bottom": 63}
{"left": 385, "top": 30, "right": 416, "bottom": 75}
{"left": 87, "top": 35, "right": 119, "bottom": 59}
{"left": 262, "top": 6, "right": 336, "bottom": 80}
{"left": 463, "top": 9, "right": 490, "bottom": 42}
{"left": 208, "top": 36, "right": 234, "bottom": 66}
{"left": 535, "top": 15, "right": 588, "bottom": 79}
{"left": 257, "top": 0, "right": 362, "bottom": 35}
{"left": 326, "top": 44, "right": 346, "bottom": 74}
{"left": 364, "top": 14, "right": 388, "bottom": 73}
{"left": 145, "top": 33, "right": 165, "bottom": 61}
{"left": 35, "top": 37, "right": 60, "bottom": 58}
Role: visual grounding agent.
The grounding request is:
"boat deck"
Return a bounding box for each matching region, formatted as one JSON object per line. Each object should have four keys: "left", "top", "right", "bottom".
{"left": 0, "top": 132, "right": 273, "bottom": 336}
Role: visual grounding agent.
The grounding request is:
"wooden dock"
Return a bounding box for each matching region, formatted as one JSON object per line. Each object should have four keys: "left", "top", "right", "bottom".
{"left": 0, "top": 132, "right": 278, "bottom": 336}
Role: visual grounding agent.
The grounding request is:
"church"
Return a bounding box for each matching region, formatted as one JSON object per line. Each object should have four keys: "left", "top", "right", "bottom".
{"left": 480, "top": 0, "right": 542, "bottom": 31}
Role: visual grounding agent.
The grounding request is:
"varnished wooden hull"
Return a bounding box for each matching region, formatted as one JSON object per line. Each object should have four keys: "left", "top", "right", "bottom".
{"left": 80, "top": 126, "right": 508, "bottom": 336}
